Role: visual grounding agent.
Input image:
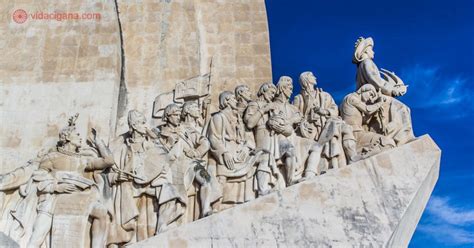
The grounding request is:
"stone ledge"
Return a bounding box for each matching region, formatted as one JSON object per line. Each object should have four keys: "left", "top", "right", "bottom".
{"left": 131, "top": 135, "right": 440, "bottom": 247}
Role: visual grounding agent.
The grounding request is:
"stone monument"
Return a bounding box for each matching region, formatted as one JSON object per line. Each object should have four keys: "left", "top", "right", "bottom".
{"left": 1, "top": 0, "right": 438, "bottom": 247}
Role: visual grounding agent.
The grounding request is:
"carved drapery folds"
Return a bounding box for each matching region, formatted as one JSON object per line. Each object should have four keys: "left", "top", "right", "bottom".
{"left": 0, "top": 37, "right": 415, "bottom": 247}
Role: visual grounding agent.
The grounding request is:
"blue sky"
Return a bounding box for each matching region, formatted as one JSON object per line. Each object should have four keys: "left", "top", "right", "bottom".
{"left": 265, "top": 0, "right": 474, "bottom": 247}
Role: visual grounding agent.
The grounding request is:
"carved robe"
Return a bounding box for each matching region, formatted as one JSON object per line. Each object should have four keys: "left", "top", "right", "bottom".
{"left": 368, "top": 97, "right": 415, "bottom": 146}
{"left": 0, "top": 162, "right": 40, "bottom": 246}
{"left": 356, "top": 59, "right": 414, "bottom": 146}
{"left": 30, "top": 148, "right": 108, "bottom": 248}
{"left": 207, "top": 109, "right": 258, "bottom": 210}
{"left": 294, "top": 89, "right": 354, "bottom": 170}
{"left": 293, "top": 88, "right": 338, "bottom": 140}
{"left": 271, "top": 97, "right": 315, "bottom": 181}
{"left": 160, "top": 123, "right": 222, "bottom": 223}
{"left": 244, "top": 100, "right": 282, "bottom": 188}
{"left": 356, "top": 59, "right": 396, "bottom": 96}
{"left": 107, "top": 134, "right": 185, "bottom": 245}
{"left": 340, "top": 93, "right": 396, "bottom": 155}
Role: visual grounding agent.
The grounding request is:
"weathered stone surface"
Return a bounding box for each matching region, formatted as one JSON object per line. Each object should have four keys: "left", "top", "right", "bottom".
{"left": 0, "top": 1, "right": 121, "bottom": 173}
{"left": 131, "top": 135, "right": 440, "bottom": 247}
{"left": 0, "top": 0, "right": 272, "bottom": 172}
{"left": 0, "top": 232, "right": 19, "bottom": 248}
{"left": 115, "top": 0, "right": 272, "bottom": 132}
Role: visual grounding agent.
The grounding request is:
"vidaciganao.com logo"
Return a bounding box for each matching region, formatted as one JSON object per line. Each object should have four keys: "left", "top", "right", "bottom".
{"left": 12, "top": 9, "right": 101, "bottom": 24}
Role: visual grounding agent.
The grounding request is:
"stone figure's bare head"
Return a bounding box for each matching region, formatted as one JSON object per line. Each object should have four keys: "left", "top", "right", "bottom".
{"left": 163, "top": 104, "right": 181, "bottom": 127}
{"left": 299, "top": 71, "right": 317, "bottom": 91}
{"left": 219, "top": 91, "right": 238, "bottom": 110}
{"left": 181, "top": 101, "right": 201, "bottom": 120}
{"left": 257, "top": 82, "right": 277, "bottom": 102}
{"left": 353, "top": 37, "right": 375, "bottom": 64}
{"left": 58, "top": 113, "right": 82, "bottom": 149}
{"left": 276, "top": 76, "right": 293, "bottom": 99}
{"left": 128, "top": 110, "right": 147, "bottom": 134}
{"left": 235, "top": 85, "right": 252, "bottom": 103}
{"left": 357, "top": 84, "right": 378, "bottom": 103}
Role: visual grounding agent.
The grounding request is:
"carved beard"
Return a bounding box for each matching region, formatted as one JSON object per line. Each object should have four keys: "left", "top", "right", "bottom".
{"left": 284, "top": 89, "right": 291, "bottom": 99}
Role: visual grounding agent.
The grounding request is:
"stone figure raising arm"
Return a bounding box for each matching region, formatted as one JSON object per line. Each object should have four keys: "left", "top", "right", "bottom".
{"left": 28, "top": 114, "right": 113, "bottom": 248}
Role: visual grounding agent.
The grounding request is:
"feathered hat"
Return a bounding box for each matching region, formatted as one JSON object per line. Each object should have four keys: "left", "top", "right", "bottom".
{"left": 352, "top": 37, "right": 374, "bottom": 64}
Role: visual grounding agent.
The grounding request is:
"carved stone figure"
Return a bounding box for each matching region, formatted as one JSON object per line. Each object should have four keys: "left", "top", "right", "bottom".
{"left": 353, "top": 37, "right": 415, "bottom": 145}
{"left": 270, "top": 76, "right": 321, "bottom": 186}
{"left": 244, "top": 83, "right": 283, "bottom": 196}
{"left": 0, "top": 33, "right": 425, "bottom": 248}
{"left": 234, "top": 85, "right": 256, "bottom": 150}
{"left": 340, "top": 84, "right": 396, "bottom": 156}
{"left": 160, "top": 102, "right": 222, "bottom": 223}
{"left": 27, "top": 114, "right": 114, "bottom": 248}
{"left": 294, "top": 71, "right": 338, "bottom": 140}
{"left": 234, "top": 85, "right": 253, "bottom": 115}
{"left": 294, "top": 72, "right": 359, "bottom": 176}
{"left": 367, "top": 95, "right": 415, "bottom": 145}
{"left": 207, "top": 92, "right": 261, "bottom": 210}
{"left": 353, "top": 37, "right": 407, "bottom": 97}
{"left": 107, "top": 110, "right": 185, "bottom": 245}
{"left": 0, "top": 151, "right": 46, "bottom": 247}
{"left": 181, "top": 100, "right": 208, "bottom": 132}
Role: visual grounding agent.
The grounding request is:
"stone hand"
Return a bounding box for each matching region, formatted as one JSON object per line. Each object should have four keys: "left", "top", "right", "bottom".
{"left": 116, "top": 172, "right": 130, "bottom": 182}
{"left": 393, "top": 85, "right": 407, "bottom": 96}
{"left": 223, "top": 152, "right": 235, "bottom": 170}
{"left": 377, "top": 95, "right": 388, "bottom": 103}
{"left": 54, "top": 184, "right": 78, "bottom": 194}
{"left": 263, "top": 103, "right": 277, "bottom": 113}
{"left": 146, "top": 127, "right": 158, "bottom": 139}
{"left": 273, "top": 123, "right": 288, "bottom": 134}
{"left": 317, "top": 108, "right": 330, "bottom": 116}
{"left": 185, "top": 149, "right": 199, "bottom": 159}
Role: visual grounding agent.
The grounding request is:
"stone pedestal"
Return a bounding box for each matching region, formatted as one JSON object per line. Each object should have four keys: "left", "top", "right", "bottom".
{"left": 131, "top": 135, "right": 440, "bottom": 247}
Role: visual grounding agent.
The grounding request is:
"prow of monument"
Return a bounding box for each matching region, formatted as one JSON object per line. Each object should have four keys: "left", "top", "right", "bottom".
{"left": 0, "top": 2, "right": 438, "bottom": 248}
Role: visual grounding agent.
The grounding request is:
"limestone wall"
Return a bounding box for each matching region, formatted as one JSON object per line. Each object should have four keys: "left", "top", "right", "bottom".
{"left": 0, "top": 0, "right": 121, "bottom": 172}
{"left": 115, "top": 0, "right": 272, "bottom": 132}
{"left": 0, "top": 0, "right": 272, "bottom": 172}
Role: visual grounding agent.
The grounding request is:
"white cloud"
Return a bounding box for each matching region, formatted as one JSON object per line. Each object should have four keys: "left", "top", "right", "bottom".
{"left": 427, "top": 196, "right": 474, "bottom": 226}
{"left": 418, "top": 224, "right": 474, "bottom": 245}
{"left": 399, "top": 65, "right": 473, "bottom": 117}
{"left": 417, "top": 195, "right": 474, "bottom": 245}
